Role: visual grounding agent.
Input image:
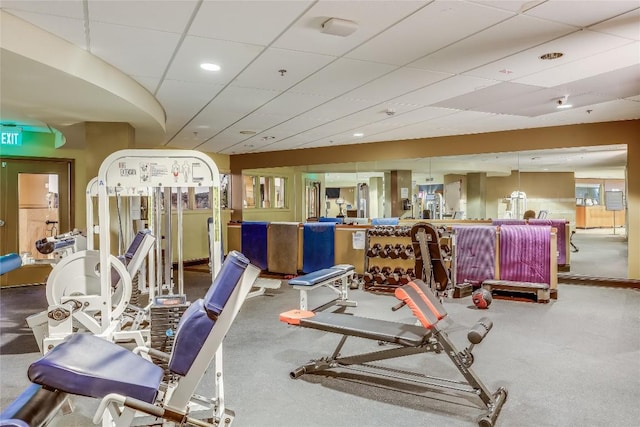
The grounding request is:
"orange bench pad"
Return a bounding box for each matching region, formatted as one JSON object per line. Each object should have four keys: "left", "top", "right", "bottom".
{"left": 280, "top": 309, "right": 316, "bottom": 325}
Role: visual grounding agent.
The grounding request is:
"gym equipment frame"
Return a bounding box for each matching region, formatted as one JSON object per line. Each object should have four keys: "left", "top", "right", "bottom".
{"left": 280, "top": 279, "right": 507, "bottom": 427}
{"left": 1, "top": 251, "right": 260, "bottom": 427}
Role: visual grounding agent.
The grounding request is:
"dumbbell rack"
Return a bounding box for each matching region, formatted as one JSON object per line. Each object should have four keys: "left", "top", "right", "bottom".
{"left": 363, "top": 226, "right": 417, "bottom": 293}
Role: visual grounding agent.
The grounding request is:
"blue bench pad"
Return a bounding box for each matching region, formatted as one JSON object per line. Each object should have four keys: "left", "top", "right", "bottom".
{"left": 28, "top": 334, "right": 164, "bottom": 404}
{"left": 289, "top": 265, "right": 354, "bottom": 287}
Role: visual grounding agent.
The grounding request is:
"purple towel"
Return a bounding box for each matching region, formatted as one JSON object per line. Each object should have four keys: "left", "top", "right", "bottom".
{"left": 499, "top": 225, "right": 551, "bottom": 283}
{"left": 528, "top": 219, "right": 567, "bottom": 265}
{"left": 454, "top": 226, "right": 497, "bottom": 285}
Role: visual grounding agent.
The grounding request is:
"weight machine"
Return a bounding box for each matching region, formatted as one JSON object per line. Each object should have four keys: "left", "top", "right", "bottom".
{"left": 27, "top": 149, "right": 223, "bottom": 356}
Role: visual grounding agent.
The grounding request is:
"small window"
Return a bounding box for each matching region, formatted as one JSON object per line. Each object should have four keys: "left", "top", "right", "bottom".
{"left": 220, "top": 173, "right": 230, "bottom": 209}
{"left": 243, "top": 174, "right": 287, "bottom": 209}
{"left": 195, "top": 187, "right": 211, "bottom": 209}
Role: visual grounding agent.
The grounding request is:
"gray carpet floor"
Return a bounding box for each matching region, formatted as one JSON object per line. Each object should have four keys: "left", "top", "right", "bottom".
{"left": 1, "top": 229, "right": 638, "bottom": 426}
{"left": 1, "top": 278, "right": 639, "bottom": 427}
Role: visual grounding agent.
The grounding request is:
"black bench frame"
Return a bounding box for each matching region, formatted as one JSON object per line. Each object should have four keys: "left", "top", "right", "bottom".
{"left": 284, "top": 280, "right": 507, "bottom": 427}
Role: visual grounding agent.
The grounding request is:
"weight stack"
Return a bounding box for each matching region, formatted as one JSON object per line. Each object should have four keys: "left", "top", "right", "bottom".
{"left": 150, "top": 296, "right": 188, "bottom": 382}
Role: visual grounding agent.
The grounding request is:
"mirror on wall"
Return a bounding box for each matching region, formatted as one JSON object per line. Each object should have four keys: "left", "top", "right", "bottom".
{"left": 242, "top": 144, "right": 628, "bottom": 278}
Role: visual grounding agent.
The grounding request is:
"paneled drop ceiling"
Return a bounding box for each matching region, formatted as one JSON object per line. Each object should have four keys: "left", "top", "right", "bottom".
{"left": 1, "top": 0, "right": 638, "bottom": 173}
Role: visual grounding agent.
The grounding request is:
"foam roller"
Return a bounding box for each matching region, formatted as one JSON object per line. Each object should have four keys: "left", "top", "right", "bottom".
{"left": 0, "top": 253, "right": 22, "bottom": 275}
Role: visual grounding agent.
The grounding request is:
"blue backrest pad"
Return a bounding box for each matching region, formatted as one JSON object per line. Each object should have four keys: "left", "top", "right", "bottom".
{"left": 204, "top": 250, "right": 250, "bottom": 318}
{"left": 168, "top": 300, "right": 214, "bottom": 376}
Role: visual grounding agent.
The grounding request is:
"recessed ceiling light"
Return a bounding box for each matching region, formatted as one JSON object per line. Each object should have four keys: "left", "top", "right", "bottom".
{"left": 539, "top": 52, "right": 563, "bottom": 60}
{"left": 557, "top": 103, "right": 573, "bottom": 109}
{"left": 200, "top": 62, "right": 221, "bottom": 71}
{"left": 353, "top": 132, "right": 364, "bottom": 137}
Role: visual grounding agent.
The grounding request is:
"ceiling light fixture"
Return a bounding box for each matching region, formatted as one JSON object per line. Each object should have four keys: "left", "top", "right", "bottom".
{"left": 321, "top": 18, "right": 358, "bottom": 37}
{"left": 539, "top": 52, "right": 563, "bottom": 60}
{"left": 200, "top": 62, "right": 221, "bottom": 71}
{"left": 557, "top": 95, "right": 573, "bottom": 109}
{"left": 353, "top": 132, "right": 364, "bottom": 137}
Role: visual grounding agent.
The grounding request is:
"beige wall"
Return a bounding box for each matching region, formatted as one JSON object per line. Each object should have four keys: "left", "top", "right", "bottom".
{"left": 230, "top": 120, "right": 639, "bottom": 278}
{"left": 486, "top": 172, "right": 576, "bottom": 223}
{"left": 627, "top": 139, "right": 639, "bottom": 278}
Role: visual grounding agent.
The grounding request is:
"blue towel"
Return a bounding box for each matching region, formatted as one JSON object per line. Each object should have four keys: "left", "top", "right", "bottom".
{"left": 241, "top": 222, "right": 269, "bottom": 270}
{"left": 372, "top": 217, "right": 399, "bottom": 226}
{"left": 319, "top": 217, "right": 344, "bottom": 224}
{"left": 303, "top": 223, "right": 335, "bottom": 273}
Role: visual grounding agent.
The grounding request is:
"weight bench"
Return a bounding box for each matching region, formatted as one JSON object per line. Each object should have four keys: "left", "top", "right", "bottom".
{"left": 0, "top": 251, "right": 260, "bottom": 427}
{"left": 280, "top": 279, "right": 507, "bottom": 427}
{"left": 288, "top": 264, "right": 356, "bottom": 311}
{"left": 481, "top": 280, "right": 550, "bottom": 303}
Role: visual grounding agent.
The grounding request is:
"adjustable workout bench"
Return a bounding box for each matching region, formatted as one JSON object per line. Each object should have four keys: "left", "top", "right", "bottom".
{"left": 288, "top": 264, "right": 356, "bottom": 311}
{"left": 0, "top": 251, "right": 260, "bottom": 427}
{"left": 280, "top": 279, "right": 507, "bottom": 427}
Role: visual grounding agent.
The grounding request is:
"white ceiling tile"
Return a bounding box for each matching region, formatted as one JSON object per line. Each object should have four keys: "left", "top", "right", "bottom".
{"left": 348, "top": 1, "right": 513, "bottom": 65}
{"left": 3, "top": 10, "right": 86, "bottom": 48}
{"left": 513, "top": 42, "right": 640, "bottom": 87}
{"left": 340, "top": 102, "right": 425, "bottom": 124}
{"left": 89, "top": 0, "right": 197, "bottom": 33}
{"left": 513, "top": 43, "right": 640, "bottom": 87}
{"left": 345, "top": 68, "right": 452, "bottom": 104}
{"left": 567, "top": 65, "right": 640, "bottom": 100}
{"left": 590, "top": 8, "right": 640, "bottom": 40}
{"left": 1, "top": 1, "right": 84, "bottom": 19}
{"left": 391, "top": 75, "right": 501, "bottom": 106}
{"left": 256, "top": 92, "right": 334, "bottom": 118}
{"left": 190, "top": 0, "right": 313, "bottom": 46}
{"left": 295, "top": 97, "right": 376, "bottom": 123}
{"left": 196, "top": 133, "right": 244, "bottom": 153}
{"left": 156, "top": 79, "right": 225, "bottom": 113}
{"left": 233, "top": 48, "right": 336, "bottom": 91}
{"left": 434, "top": 81, "right": 542, "bottom": 110}
{"left": 256, "top": 117, "right": 328, "bottom": 138}
{"left": 467, "top": 1, "right": 541, "bottom": 13}
{"left": 131, "top": 76, "right": 161, "bottom": 94}
{"left": 90, "top": 22, "right": 181, "bottom": 80}
{"left": 525, "top": 0, "right": 640, "bottom": 28}
{"left": 410, "top": 14, "right": 575, "bottom": 74}
{"left": 165, "top": 35, "right": 264, "bottom": 84}
{"left": 477, "top": 89, "right": 612, "bottom": 117}
{"left": 273, "top": 0, "right": 427, "bottom": 56}
{"left": 465, "top": 29, "right": 634, "bottom": 81}
{"left": 192, "top": 86, "right": 281, "bottom": 127}
{"left": 291, "top": 58, "right": 397, "bottom": 98}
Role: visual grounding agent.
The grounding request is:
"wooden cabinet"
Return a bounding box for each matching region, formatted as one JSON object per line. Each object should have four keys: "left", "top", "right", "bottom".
{"left": 575, "top": 205, "right": 625, "bottom": 229}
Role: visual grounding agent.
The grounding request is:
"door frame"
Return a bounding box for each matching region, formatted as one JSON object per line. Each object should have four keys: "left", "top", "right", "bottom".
{"left": 0, "top": 156, "right": 74, "bottom": 257}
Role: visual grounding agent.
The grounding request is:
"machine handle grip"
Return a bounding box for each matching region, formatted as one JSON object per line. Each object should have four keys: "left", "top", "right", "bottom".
{"left": 391, "top": 301, "right": 406, "bottom": 312}
{"left": 467, "top": 317, "right": 493, "bottom": 345}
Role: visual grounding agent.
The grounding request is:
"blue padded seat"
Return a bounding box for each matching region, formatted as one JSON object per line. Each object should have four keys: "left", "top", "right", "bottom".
{"left": 0, "top": 420, "right": 28, "bottom": 427}
{"left": 289, "top": 265, "right": 354, "bottom": 287}
{"left": 28, "top": 334, "right": 164, "bottom": 403}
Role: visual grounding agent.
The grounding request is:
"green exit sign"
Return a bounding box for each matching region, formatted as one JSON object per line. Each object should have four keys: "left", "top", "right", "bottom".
{"left": 1, "top": 126, "right": 23, "bottom": 146}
